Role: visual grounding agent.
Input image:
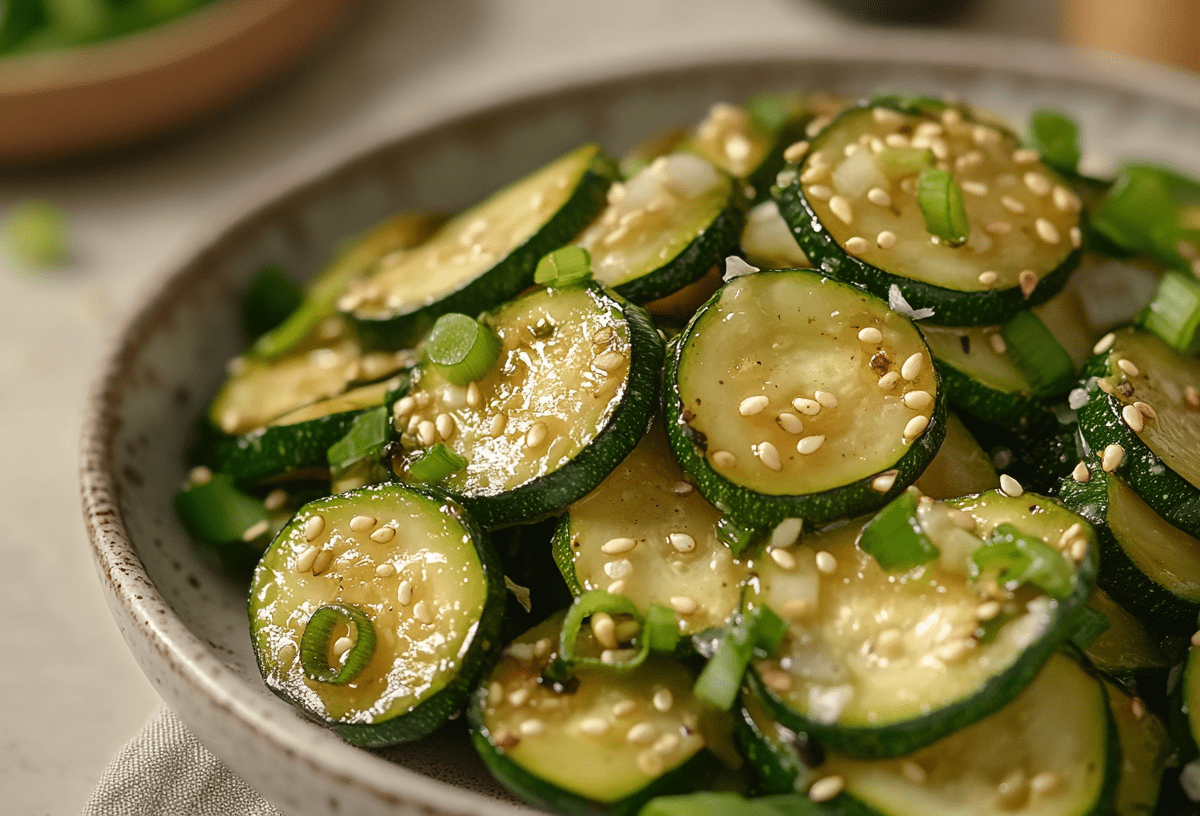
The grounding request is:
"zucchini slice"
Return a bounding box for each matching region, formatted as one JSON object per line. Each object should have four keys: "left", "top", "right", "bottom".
{"left": 469, "top": 613, "right": 727, "bottom": 816}
{"left": 344, "top": 144, "right": 615, "bottom": 348}
{"left": 664, "top": 268, "right": 947, "bottom": 529}
{"left": 1185, "top": 646, "right": 1200, "bottom": 760}
{"left": 553, "top": 420, "right": 751, "bottom": 635}
{"left": 774, "top": 103, "right": 1082, "bottom": 326}
{"left": 393, "top": 283, "right": 663, "bottom": 528}
{"left": 740, "top": 201, "right": 810, "bottom": 270}
{"left": 576, "top": 153, "right": 744, "bottom": 304}
{"left": 912, "top": 412, "right": 1000, "bottom": 500}
{"left": 1060, "top": 458, "right": 1200, "bottom": 632}
{"left": 746, "top": 490, "right": 1097, "bottom": 758}
{"left": 686, "top": 96, "right": 809, "bottom": 200}
{"left": 1083, "top": 588, "right": 1174, "bottom": 682}
{"left": 249, "top": 483, "right": 505, "bottom": 746}
{"left": 1104, "top": 676, "right": 1172, "bottom": 816}
{"left": 1077, "top": 326, "right": 1200, "bottom": 537}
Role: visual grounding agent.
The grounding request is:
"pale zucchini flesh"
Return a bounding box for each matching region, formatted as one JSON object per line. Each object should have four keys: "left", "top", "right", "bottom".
{"left": 1107, "top": 473, "right": 1200, "bottom": 605}
{"left": 913, "top": 412, "right": 1000, "bottom": 500}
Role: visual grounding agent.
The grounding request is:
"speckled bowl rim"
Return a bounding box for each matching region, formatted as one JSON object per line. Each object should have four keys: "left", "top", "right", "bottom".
{"left": 80, "top": 33, "right": 1200, "bottom": 816}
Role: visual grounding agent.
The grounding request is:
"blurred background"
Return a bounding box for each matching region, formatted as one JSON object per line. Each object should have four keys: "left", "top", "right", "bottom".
{"left": 0, "top": 0, "right": 1195, "bottom": 813}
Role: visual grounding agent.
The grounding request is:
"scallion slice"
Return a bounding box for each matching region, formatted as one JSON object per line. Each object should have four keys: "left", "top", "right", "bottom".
{"left": 1138, "top": 269, "right": 1200, "bottom": 354}
{"left": 557, "top": 590, "right": 678, "bottom": 672}
{"left": 173, "top": 473, "right": 270, "bottom": 547}
{"left": 408, "top": 442, "right": 467, "bottom": 484}
{"left": 999, "top": 310, "right": 1076, "bottom": 397}
{"left": 745, "top": 92, "right": 796, "bottom": 135}
{"left": 716, "top": 516, "right": 759, "bottom": 558}
{"left": 426, "top": 313, "right": 502, "bottom": 386}
{"left": 859, "top": 489, "right": 940, "bottom": 571}
{"left": 694, "top": 606, "right": 785, "bottom": 711}
{"left": 299, "top": 603, "right": 377, "bottom": 685}
{"left": 1091, "top": 164, "right": 1200, "bottom": 264}
{"left": 876, "top": 147, "right": 935, "bottom": 179}
{"left": 917, "top": 168, "right": 969, "bottom": 246}
{"left": 326, "top": 405, "right": 391, "bottom": 470}
{"left": 1028, "top": 109, "right": 1081, "bottom": 175}
{"left": 643, "top": 603, "right": 681, "bottom": 654}
{"left": 642, "top": 792, "right": 826, "bottom": 816}
{"left": 533, "top": 246, "right": 592, "bottom": 287}
{"left": 970, "top": 522, "right": 1074, "bottom": 600}
{"left": 241, "top": 265, "right": 303, "bottom": 341}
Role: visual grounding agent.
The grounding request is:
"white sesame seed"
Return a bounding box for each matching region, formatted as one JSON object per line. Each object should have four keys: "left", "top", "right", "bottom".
{"left": 349, "top": 515, "right": 377, "bottom": 533}
{"left": 604, "top": 558, "right": 633, "bottom": 580}
{"left": 800, "top": 166, "right": 828, "bottom": 184}
{"left": 809, "top": 776, "right": 845, "bottom": 803}
{"left": 607, "top": 579, "right": 627, "bottom": 595}
{"left": 436, "top": 413, "right": 457, "bottom": 440}
{"left": 525, "top": 421, "right": 548, "bottom": 449}
{"left": 304, "top": 515, "right": 325, "bottom": 542}
{"left": 776, "top": 412, "right": 804, "bottom": 434}
{"left": 814, "top": 390, "right": 839, "bottom": 408}
{"left": 602, "top": 537, "right": 637, "bottom": 555}
{"left": 1123, "top": 404, "right": 1145, "bottom": 433}
{"left": 311, "top": 549, "right": 333, "bottom": 576}
{"left": 1030, "top": 771, "right": 1062, "bottom": 797}
{"left": 878, "top": 371, "right": 901, "bottom": 390}
{"left": 651, "top": 687, "right": 674, "bottom": 712}
{"left": 637, "top": 749, "right": 665, "bottom": 777}
{"left": 873, "top": 107, "right": 904, "bottom": 126}
{"left": 755, "top": 441, "right": 783, "bottom": 471}
{"left": 332, "top": 636, "right": 353, "bottom": 657}
{"left": 974, "top": 125, "right": 1001, "bottom": 146}
{"left": 1024, "top": 172, "right": 1052, "bottom": 196}
{"left": 845, "top": 236, "right": 870, "bottom": 255}
{"left": 613, "top": 700, "right": 637, "bottom": 718}
{"left": 815, "top": 551, "right": 838, "bottom": 574}
{"left": 990, "top": 333, "right": 1008, "bottom": 354}
{"left": 762, "top": 668, "right": 793, "bottom": 692}
{"left": 1052, "top": 185, "right": 1079, "bottom": 212}
{"left": 627, "top": 722, "right": 657, "bottom": 744}
{"left": 876, "top": 230, "right": 898, "bottom": 250}
{"left": 933, "top": 638, "right": 974, "bottom": 663}
{"left": 807, "top": 184, "right": 833, "bottom": 201}
{"left": 739, "top": 395, "right": 770, "bottom": 416}
{"left": 1019, "top": 270, "right": 1038, "bottom": 298}
{"left": 397, "top": 580, "right": 413, "bottom": 606}
{"left": 1035, "top": 218, "right": 1060, "bottom": 244}
{"left": 370, "top": 526, "right": 397, "bottom": 545}
{"left": 770, "top": 548, "right": 797, "bottom": 570}
{"left": 844, "top": 143, "right": 860, "bottom": 158}
{"left": 414, "top": 391, "right": 432, "bottom": 408}
{"left": 590, "top": 613, "right": 619, "bottom": 649}
{"left": 579, "top": 717, "right": 610, "bottom": 736}
{"left": 1071, "top": 461, "right": 1091, "bottom": 483}
{"left": 901, "top": 353, "right": 924, "bottom": 381}
{"left": 654, "top": 733, "right": 682, "bottom": 755}
{"left": 1001, "top": 195, "right": 1026, "bottom": 214}
{"left": 188, "top": 465, "right": 213, "bottom": 486}
{"left": 374, "top": 562, "right": 397, "bottom": 578}
{"left": 829, "top": 195, "right": 854, "bottom": 225}
{"left": 295, "top": 546, "right": 319, "bottom": 573}
{"left": 1117, "top": 358, "right": 1140, "bottom": 378}
{"left": 901, "top": 762, "right": 927, "bottom": 784}
{"left": 1059, "top": 523, "right": 1084, "bottom": 548}
{"left": 783, "top": 140, "right": 810, "bottom": 163}
{"left": 519, "top": 719, "right": 545, "bottom": 737}
{"left": 999, "top": 474, "right": 1024, "bottom": 497}
{"left": 871, "top": 470, "right": 899, "bottom": 493}
{"left": 413, "top": 601, "right": 435, "bottom": 624}
{"left": 902, "top": 390, "right": 933, "bottom": 409}
{"left": 418, "top": 420, "right": 438, "bottom": 447}
{"left": 712, "top": 450, "right": 737, "bottom": 468}
{"left": 594, "top": 350, "right": 625, "bottom": 371}
{"left": 797, "top": 435, "right": 826, "bottom": 455}
{"left": 1093, "top": 333, "right": 1116, "bottom": 355}
{"left": 771, "top": 518, "right": 803, "bottom": 549}
{"left": 858, "top": 327, "right": 884, "bottom": 344}
{"left": 1070, "top": 226, "right": 1082, "bottom": 248}
{"left": 976, "top": 601, "right": 1001, "bottom": 621}
{"left": 263, "top": 488, "right": 288, "bottom": 511}
{"left": 489, "top": 412, "right": 507, "bottom": 438}
{"left": 986, "top": 221, "right": 1012, "bottom": 235}
{"left": 792, "top": 397, "right": 821, "bottom": 415}
{"left": 949, "top": 508, "right": 977, "bottom": 531}
{"left": 978, "top": 271, "right": 999, "bottom": 286}
{"left": 667, "top": 533, "right": 696, "bottom": 554}
{"left": 508, "top": 687, "right": 530, "bottom": 707}
{"left": 1070, "top": 538, "right": 1089, "bottom": 562}
{"left": 671, "top": 481, "right": 694, "bottom": 496}
{"left": 903, "top": 415, "right": 930, "bottom": 442}
{"left": 466, "top": 382, "right": 481, "bottom": 409}
{"left": 867, "top": 187, "right": 892, "bottom": 208}
{"left": 670, "top": 596, "right": 699, "bottom": 615}
{"left": 1188, "top": 386, "right": 1200, "bottom": 408}
{"left": 961, "top": 180, "right": 988, "bottom": 196}
{"left": 1102, "top": 443, "right": 1125, "bottom": 472}
{"left": 1013, "top": 147, "right": 1040, "bottom": 164}
{"left": 885, "top": 133, "right": 910, "bottom": 149}
{"left": 956, "top": 151, "right": 984, "bottom": 172}
{"left": 241, "top": 520, "right": 269, "bottom": 542}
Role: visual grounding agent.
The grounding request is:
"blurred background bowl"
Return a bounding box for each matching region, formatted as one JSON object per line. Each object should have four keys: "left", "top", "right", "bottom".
{"left": 0, "top": 0, "right": 357, "bottom": 163}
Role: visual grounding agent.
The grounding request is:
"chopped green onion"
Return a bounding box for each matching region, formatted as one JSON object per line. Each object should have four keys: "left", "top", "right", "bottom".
{"left": 326, "top": 406, "right": 391, "bottom": 470}
{"left": 876, "top": 147, "right": 935, "bottom": 179}
{"left": 970, "top": 522, "right": 1075, "bottom": 600}
{"left": 407, "top": 442, "right": 467, "bottom": 484}
{"left": 999, "top": 310, "right": 1076, "bottom": 397}
{"left": 241, "top": 265, "right": 303, "bottom": 340}
{"left": 1027, "top": 109, "right": 1080, "bottom": 175}
{"left": 426, "top": 313, "right": 502, "bottom": 386}
{"left": 534, "top": 246, "right": 592, "bottom": 287}
{"left": 1138, "top": 270, "right": 1200, "bottom": 354}
{"left": 299, "top": 603, "right": 377, "bottom": 685}
{"left": 693, "top": 606, "right": 785, "bottom": 711}
{"left": 3, "top": 200, "right": 70, "bottom": 269}
{"left": 174, "top": 473, "right": 270, "bottom": 546}
{"left": 641, "top": 792, "right": 828, "bottom": 816}
{"left": 1091, "top": 164, "right": 1200, "bottom": 265}
{"left": 643, "top": 603, "right": 680, "bottom": 654}
{"left": 869, "top": 94, "right": 947, "bottom": 116}
{"left": 1069, "top": 605, "right": 1111, "bottom": 652}
{"left": 917, "top": 168, "right": 970, "bottom": 246}
{"left": 716, "top": 516, "right": 759, "bottom": 557}
{"left": 559, "top": 590, "right": 647, "bottom": 670}
{"left": 859, "top": 489, "right": 940, "bottom": 571}
{"left": 745, "top": 93, "right": 799, "bottom": 135}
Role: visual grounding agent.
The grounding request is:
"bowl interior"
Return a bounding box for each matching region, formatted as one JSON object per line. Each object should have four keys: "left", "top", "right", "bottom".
{"left": 85, "top": 45, "right": 1200, "bottom": 816}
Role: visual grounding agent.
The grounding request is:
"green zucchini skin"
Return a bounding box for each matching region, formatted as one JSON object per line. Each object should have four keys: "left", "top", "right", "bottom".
{"left": 661, "top": 273, "right": 948, "bottom": 530}
{"left": 959, "top": 410, "right": 1081, "bottom": 498}
{"left": 931, "top": 353, "right": 1053, "bottom": 431}
{"left": 351, "top": 150, "right": 617, "bottom": 350}
{"left": 731, "top": 703, "right": 810, "bottom": 796}
{"left": 551, "top": 515, "right": 584, "bottom": 596}
{"left": 201, "top": 411, "right": 360, "bottom": 486}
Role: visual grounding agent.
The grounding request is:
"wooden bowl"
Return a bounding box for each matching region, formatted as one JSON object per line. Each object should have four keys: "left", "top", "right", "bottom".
{"left": 0, "top": 0, "right": 357, "bottom": 162}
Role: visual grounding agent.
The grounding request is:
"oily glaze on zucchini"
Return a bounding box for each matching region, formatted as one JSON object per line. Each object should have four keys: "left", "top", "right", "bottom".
{"left": 746, "top": 490, "right": 1097, "bottom": 758}
{"left": 664, "top": 268, "right": 947, "bottom": 530}
{"left": 393, "top": 283, "right": 663, "bottom": 528}
{"left": 911, "top": 412, "right": 1000, "bottom": 500}
{"left": 1104, "top": 676, "right": 1172, "bottom": 816}
{"left": 1083, "top": 588, "right": 1174, "bottom": 683}
{"left": 774, "top": 103, "right": 1082, "bottom": 326}
{"left": 344, "top": 144, "right": 616, "bottom": 348}
{"left": 249, "top": 483, "right": 505, "bottom": 746}
{"left": 740, "top": 201, "right": 811, "bottom": 270}
{"left": 468, "top": 613, "right": 727, "bottom": 816}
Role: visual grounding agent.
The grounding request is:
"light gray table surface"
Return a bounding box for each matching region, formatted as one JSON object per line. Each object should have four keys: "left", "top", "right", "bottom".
{"left": 0, "top": 1, "right": 1056, "bottom": 813}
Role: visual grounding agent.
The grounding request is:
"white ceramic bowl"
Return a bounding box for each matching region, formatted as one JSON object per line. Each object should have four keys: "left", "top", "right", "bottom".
{"left": 81, "top": 36, "right": 1200, "bottom": 816}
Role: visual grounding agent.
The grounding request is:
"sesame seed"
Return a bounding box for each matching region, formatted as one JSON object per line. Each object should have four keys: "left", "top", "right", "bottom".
{"left": 1059, "top": 523, "right": 1083, "bottom": 548}
{"left": 525, "top": 421, "right": 548, "bottom": 449}
{"left": 1192, "top": 630, "right": 1200, "bottom": 647}
{"left": 1052, "top": 185, "right": 1079, "bottom": 212}
{"left": 829, "top": 196, "right": 854, "bottom": 225}
{"left": 413, "top": 601, "right": 435, "bottom": 624}
{"left": 295, "top": 546, "right": 319, "bottom": 573}
{"left": 871, "top": 470, "right": 899, "bottom": 493}
{"left": 770, "top": 548, "right": 797, "bottom": 570}
{"left": 332, "top": 636, "right": 353, "bottom": 657}
{"left": 947, "top": 508, "right": 976, "bottom": 532}
{"left": 901, "top": 762, "right": 927, "bottom": 783}
{"left": 867, "top": 187, "right": 892, "bottom": 207}
{"left": 1024, "top": 172, "right": 1051, "bottom": 196}
{"left": 875, "top": 629, "right": 905, "bottom": 658}
{"left": 876, "top": 230, "right": 897, "bottom": 249}
{"left": 762, "top": 668, "right": 794, "bottom": 692}
{"left": 974, "top": 125, "right": 1001, "bottom": 145}
{"left": 1122, "top": 404, "right": 1145, "bottom": 432}
{"left": 771, "top": 518, "right": 803, "bottom": 549}
{"left": 1030, "top": 772, "right": 1062, "bottom": 797}
{"left": 263, "top": 488, "right": 288, "bottom": 511}
{"left": 375, "top": 563, "right": 397, "bottom": 578}
{"left": 903, "top": 390, "right": 933, "bottom": 409}
{"left": 519, "top": 719, "right": 545, "bottom": 737}
{"left": 241, "top": 520, "right": 269, "bottom": 542}
{"left": 1188, "top": 386, "right": 1200, "bottom": 408}
{"left": 809, "top": 776, "right": 845, "bottom": 803}
{"left": 961, "top": 180, "right": 988, "bottom": 196}
{"left": 368, "top": 527, "right": 397, "bottom": 546}
{"left": 1071, "top": 461, "right": 1091, "bottom": 483}
{"left": 783, "top": 140, "right": 810, "bottom": 163}
{"left": 311, "top": 549, "right": 333, "bottom": 576}
{"left": 999, "top": 474, "right": 1024, "bottom": 497}
{"left": 653, "top": 687, "right": 674, "bottom": 712}
{"left": 1013, "top": 147, "right": 1040, "bottom": 164}
{"left": 885, "top": 133, "right": 910, "bottom": 148}
{"left": 754, "top": 441, "right": 782, "bottom": 471}
{"left": 807, "top": 184, "right": 833, "bottom": 201}
{"left": 815, "top": 551, "right": 838, "bottom": 574}
{"left": 712, "top": 450, "right": 737, "bottom": 468}
{"left": 670, "top": 596, "right": 699, "bottom": 615}
{"left": 933, "top": 638, "right": 974, "bottom": 663}
{"left": 638, "top": 749, "right": 665, "bottom": 777}
{"left": 304, "top": 515, "right": 325, "bottom": 542}
{"left": 1001, "top": 195, "right": 1026, "bottom": 214}
{"left": 956, "top": 151, "right": 984, "bottom": 171}
{"left": 188, "top": 465, "right": 213, "bottom": 486}
{"left": 1093, "top": 333, "right": 1116, "bottom": 354}
{"left": 776, "top": 412, "right": 804, "bottom": 434}
{"left": 601, "top": 537, "right": 637, "bottom": 555}
{"left": 1131, "top": 697, "right": 1147, "bottom": 721}
{"left": 591, "top": 613, "right": 619, "bottom": 649}
{"left": 873, "top": 107, "right": 904, "bottom": 126}
{"left": 627, "top": 722, "right": 657, "bottom": 744}
{"left": 878, "top": 371, "right": 901, "bottom": 390}
{"left": 1019, "top": 270, "right": 1038, "bottom": 298}
{"left": 978, "top": 271, "right": 999, "bottom": 287}
{"left": 1035, "top": 218, "right": 1060, "bottom": 244}
{"left": 797, "top": 435, "right": 826, "bottom": 455}
{"left": 1070, "top": 538, "right": 1089, "bottom": 562}
{"left": 739, "top": 395, "right": 769, "bottom": 416}
{"left": 397, "top": 580, "right": 413, "bottom": 605}
{"left": 435, "top": 413, "right": 456, "bottom": 440}
{"left": 607, "top": 579, "right": 627, "bottom": 595}
{"left": 667, "top": 532, "right": 696, "bottom": 554}
{"left": 466, "top": 382, "right": 481, "bottom": 409}
{"left": 986, "top": 221, "right": 1012, "bottom": 235}
{"left": 814, "top": 390, "right": 838, "bottom": 408}
{"left": 613, "top": 700, "right": 637, "bottom": 718}
{"left": 1102, "top": 443, "right": 1125, "bottom": 472}
{"left": 903, "top": 415, "right": 929, "bottom": 441}
{"left": 844, "top": 143, "right": 860, "bottom": 158}
{"left": 490, "top": 412, "right": 507, "bottom": 438}
{"left": 594, "top": 350, "right": 625, "bottom": 371}
{"left": 845, "top": 236, "right": 870, "bottom": 255}
{"left": 990, "top": 333, "right": 1007, "bottom": 354}
{"left": 781, "top": 599, "right": 811, "bottom": 620}
{"left": 858, "top": 327, "right": 884, "bottom": 344}
{"left": 671, "top": 481, "right": 694, "bottom": 496}
{"left": 417, "top": 420, "right": 438, "bottom": 447}
{"left": 976, "top": 601, "right": 1001, "bottom": 620}
{"left": 604, "top": 558, "right": 633, "bottom": 580}
{"left": 792, "top": 397, "right": 821, "bottom": 415}
{"left": 800, "top": 166, "right": 829, "bottom": 184}
{"left": 349, "top": 515, "right": 377, "bottom": 533}
{"left": 901, "top": 353, "right": 924, "bottom": 380}
{"left": 1117, "top": 358, "right": 1140, "bottom": 377}
{"left": 508, "top": 687, "right": 530, "bottom": 707}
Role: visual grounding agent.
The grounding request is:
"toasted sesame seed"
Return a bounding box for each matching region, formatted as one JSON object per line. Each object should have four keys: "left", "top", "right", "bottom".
{"left": 976, "top": 601, "right": 1001, "bottom": 620}
{"left": 418, "top": 420, "right": 438, "bottom": 447}
{"left": 671, "top": 481, "right": 694, "bottom": 496}
{"left": 1122, "top": 403, "right": 1145, "bottom": 432}
{"left": 295, "top": 546, "right": 319, "bottom": 573}
{"left": 1001, "top": 195, "right": 1026, "bottom": 214}
{"left": 762, "top": 668, "right": 793, "bottom": 692}
{"left": 990, "top": 333, "right": 1008, "bottom": 354}
{"left": 901, "top": 762, "right": 927, "bottom": 783}
{"left": 601, "top": 537, "right": 637, "bottom": 556}
{"left": 607, "top": 579, "right": 627, "bottom": 595}
{"left": 901, "top": 353, "right": 924, "bottom": 380}
{"left": 845, "top": 236, "right": 870, "bottom": 255}
{"left": 1102, "top": 443, "right": 1125, "bottom": 472}
{"left": 508, "top": 687, "right": 530, "bottom": 707}
{"left": 986, "top": 221, "right": 1013, "bottom": 235}
{"left": 797, "top": 435, "right": 826, "bottom": 455}
{"left": 739, "top": 395, "right": 769, "bottom": 416}
{"left": 871, "top": 470, "right": 899, "bottom": 493}
{"left": 594, "top": 350, "right": 625, "bottom": 371}
{"left": 977, "top": 270, "right": 999, "bottom": 287}
{"left": 1189, "top": 386, "right": 1200, "bottom": 408}
{"left": 627, "top": 722, "right": 657, "bottom": 744}
{"left": 961, "top": 180, "right": 988, "bottom": 196}
{"left": 809, "top": 776, "right": 845, "bottom": 803}
{"left": 1019, "top": 270, "right": 1038, "bottom": 298}
{"left": 770, "top": 548, "right": 797, "bottom": 570}
{"left": 1071, "top": 461, "right": 1091, "bottom": 483}
{"left": 413, "top": 601, "right": 435, "bottom": 624}
{"left": 792, "top": 397, "right": 821, "bottom": 415}
{"left": 304, "top": 515, "right": 325, "bottom": 542}
{"left": 829, "top": 195, "right": 854, "bottom": 225}
{"left": 867, "top": 187, "right": 892, "bottom": 207}
{"left": 814, "top": 390, "right": 839, "bottom": 408}
{"left": 435, "top": 413, "right": 457, "bottom": 440}
{"left": 771, "top": 518, "right": 803, "bottom": 549}
{"left": 396, "top": 580, "right": 413, "bottom": 606}
{"left": 1035, "top": 218, "right": 1060, "bottom": 244}
{"left": 783, "top": 140, "right": 810, "bottom": 163}
{"left": 652, "top": 687, "right": 674, "bottom": 712}
{"left": 712, "top": 450, "right": 737, "bottom": 468}
{"left": 815, "top": 551, "right": 838, "bottom": 574}
{"left": 1024, "top": 172, "right": 1052, "bottom": 196}
{"left": 999, "top": 474, "right": 1024, "bottom": 497}
{"left": 311, "top": 549, "right": 333, "bottom": 576}
{"left": 612, "top": 699, "right": 637, "bottom": 718}
{"left": 525, "top": 421, "right": 548, "bottom": 449}
{"left": 807, "top": 184, "right": 833, "bottom": 201}
{"left": 670, "top": 596, "right": 699, "bottom": 615}
{"left": 903, "top": 415, "right": 929, "bottom": 442}
{"left": 776, "top": 412, "right": 804, "bottom": 434}
{"left": 375, "top": 562, "right": 398, "bottom": 578}
{"left": 1070, "top": 538, "right": 1089, "bottom": 562}
{"left": 349, "top": 515, "right": 376, "bottom": 533}
{"left": 519, "top": 719, "right": 545, "bottom": 737}
{"left": 878, "top": 371, "right": 901, "bottom": 390}
{"left": 1117, "top": 358, "right": 1140, "bottom": 378}
{"left": 903, "top": 390, "right": 933, "bottom": 409}
{"left": 858, "top": 327, "right": 884, "bottom": 344}
{"left": 1093, "top": 333, "right": 1116, "bottom": 354}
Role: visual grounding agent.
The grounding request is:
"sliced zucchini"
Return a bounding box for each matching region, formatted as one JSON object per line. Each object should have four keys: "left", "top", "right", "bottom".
{"left": 912, "top": 412, "right": 1000, "bottom": 499}
{"left": 345, "top": 144, "right": 615, "bottom": 348}
{"left": 1064, "top": 252, "right": 1163, "bottom": 339}
{"left": 734, "top": 692, "right": 818, "bottom": 795}
{"left": 774, "top": 103, "right": 1082, "bottom": 325}
{"left": 747, "top": 490, "right": 1097, "bottom": 758}
{"left": 1077, "top": 326, "right": 1200, "bottom": 538}
{"left": 687, "top": 96, "right": 809, "bottom": 199}
{"left": 1060, "top": 458, "right": 1200, "bottom": 632}
{"left": 249, "top": 483, "right": 505, "bottom": 746}
{"left": 1186, "top": 646, "right": 1200, "bottom": 759}
{"left": 576, "top": 153, "right": 744, "bottom": 304}
{"left": 469, "top": 613, "right": 726, "bottom": 816}
{"left": 553, "top": 419, "right": 750, "bottom": 635}
{"left": 740, "top": 201, "right": 810, "bottom": 270}
{"left": 1104, "top": 676, "right": 1172, "bottom": 816}
{"left": 1083, "top": 587, "right": 1173, "bottom": 682}
{"left": 664, "top": 269, "right": 947, "bottom": 529}
{"left": 393, "top": 283, "right": 663, "bottom": 528}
